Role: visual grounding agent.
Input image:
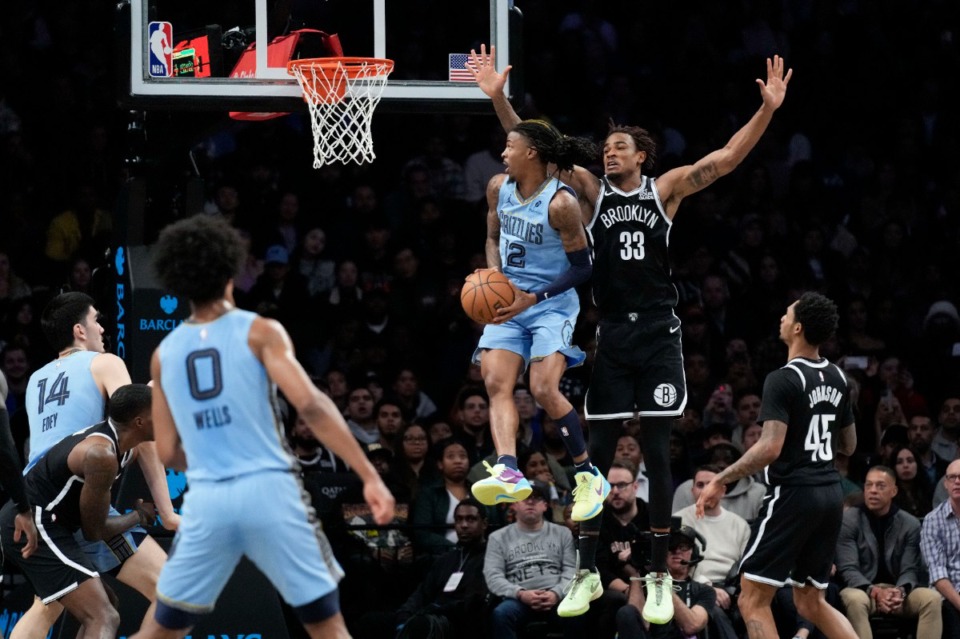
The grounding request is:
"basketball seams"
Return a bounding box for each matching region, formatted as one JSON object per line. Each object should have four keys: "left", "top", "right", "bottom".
{"left": 460, "top": 270, "right": 516, "bottom": 324}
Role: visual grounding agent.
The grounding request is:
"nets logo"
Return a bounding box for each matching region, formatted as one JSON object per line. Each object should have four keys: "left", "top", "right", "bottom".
{"left": 653, "top": 383, "right": 678, "bottom": 407}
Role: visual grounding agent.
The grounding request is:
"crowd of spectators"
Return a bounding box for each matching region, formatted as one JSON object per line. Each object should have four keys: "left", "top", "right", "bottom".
{"left": 2, "top": 0, "right": 960, "bottom": 637}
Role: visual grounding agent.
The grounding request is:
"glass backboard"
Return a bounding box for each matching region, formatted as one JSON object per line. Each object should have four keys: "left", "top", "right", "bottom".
{"left": 119, "top": 0, "right": 521, "bottom": 113}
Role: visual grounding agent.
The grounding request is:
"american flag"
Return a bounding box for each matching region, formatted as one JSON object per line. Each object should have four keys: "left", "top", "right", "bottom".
{"left": 448, "top": 53, "right": 478, "bottom": 82}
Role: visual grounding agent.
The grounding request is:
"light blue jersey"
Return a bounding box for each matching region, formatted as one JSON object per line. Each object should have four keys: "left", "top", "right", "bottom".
{"left": 157, "top": 308, "right": 295, "bottom": 483}
{"left": 155, "top": 307, "right": 343, "bottom": 615}
{"left": 25, "top": 351, "right": 104, "bottom": 470}
{"left": 474, "top": 177, "right": 585, "bottom": 369}
{"left": 498, "top": 177, "right": 576, "bottom": 296}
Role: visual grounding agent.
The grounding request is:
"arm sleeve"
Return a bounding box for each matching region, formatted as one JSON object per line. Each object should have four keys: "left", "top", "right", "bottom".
{"left": 534, "top": 248, "right": 593, "bottom": 303}
{"left": 0, "top": 408, "right": 30, "bottom": 513}
{"left": 920, "top": 512, "right": 948, "bottom": 584}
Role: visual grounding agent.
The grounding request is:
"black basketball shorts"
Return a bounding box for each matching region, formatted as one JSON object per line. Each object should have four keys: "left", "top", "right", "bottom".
{"left": 0, "top": 501, "right": 99, "bottom": 604}
{"left": 739, "top": 482, "right": 844, "bottom": 589}
{"left": 585, "top": 311, "right": 687, "bottom": 420}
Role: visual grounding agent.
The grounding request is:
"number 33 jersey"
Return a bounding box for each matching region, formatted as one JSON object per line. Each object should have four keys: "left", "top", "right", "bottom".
{"left": 157, "top": 308, "right": 295, "bottom": 482}
{"left": 586, "top": 175, "right": 678, "bottom": 314}
{"left": 758, "top": 357, "right": 855, "bottom": 487}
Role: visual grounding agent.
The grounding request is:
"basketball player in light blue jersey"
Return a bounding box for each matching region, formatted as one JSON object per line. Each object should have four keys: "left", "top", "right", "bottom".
{"left": 13, "top": 292, "right": 179, "bottom": 639}
{"left": 471, "top": 46, "right": 792, "bottom": 622}
{"left": 131, "top": 215, "right": 394, "bottom": 639}
{"left": 469, "top": 119, "right": 612, "bottom": 530}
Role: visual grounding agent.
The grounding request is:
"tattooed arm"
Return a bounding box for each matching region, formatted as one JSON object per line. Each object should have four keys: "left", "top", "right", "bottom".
{"left": 656, "top": 56, "right": 792, "bottom": 220}
{"left": 696, "top": 420, "right": 786, "bottom": 517}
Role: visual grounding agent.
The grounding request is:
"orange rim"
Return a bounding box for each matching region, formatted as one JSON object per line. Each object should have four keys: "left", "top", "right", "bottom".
{"left": 287, "top": 57, "right": 395, "bottom": 78}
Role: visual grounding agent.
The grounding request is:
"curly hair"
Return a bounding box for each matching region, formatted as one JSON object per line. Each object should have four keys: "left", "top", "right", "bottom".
{"left": 152, "top": 215, "right": 243, "bottom": 304}
{"left": 512, "top": 120, "right": 598, "bottom": 173}
{"left": 607, "top": 122, "right": 657, "bottom": 173}
{"left": 793, "top": 291, "right": 839, "bottom": 347}
{"left": 41, "top": 292, "right": 95, "bottom": 352}
{"left": 108, "top": 383, "right": 152, "bottom": 423}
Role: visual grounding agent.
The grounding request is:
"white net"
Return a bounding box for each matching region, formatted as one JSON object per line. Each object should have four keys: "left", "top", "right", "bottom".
{"left": 288, "top": 58, "right": 394, "bottom": 167}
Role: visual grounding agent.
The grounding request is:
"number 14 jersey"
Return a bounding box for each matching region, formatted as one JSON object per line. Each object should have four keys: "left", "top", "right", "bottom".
{"left": 586, "top": 175, "right": 678, "bottom": 314}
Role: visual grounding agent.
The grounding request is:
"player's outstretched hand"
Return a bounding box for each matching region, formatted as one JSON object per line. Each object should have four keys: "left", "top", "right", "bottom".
{"left": 695, "top": 478, "right": 724, "bottom": 518}
{"left": 469, "top": 44, "right": 511, "bottom": 98}
{"left": 14, "top": 511, "right": 39, "bottom": 558}
{"left": 364, "top": 478, "right": 396, "bottom": 526}
{"left": 757, "top": 55, "right": 792, "bottom": 111}
{"left": 492, "top": 280, "right": 535, "bottom": 324}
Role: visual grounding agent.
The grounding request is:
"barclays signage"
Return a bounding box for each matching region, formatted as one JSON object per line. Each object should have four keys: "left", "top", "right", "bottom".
{"left": 112, "top": 245, "right": 191, "bottom": 382}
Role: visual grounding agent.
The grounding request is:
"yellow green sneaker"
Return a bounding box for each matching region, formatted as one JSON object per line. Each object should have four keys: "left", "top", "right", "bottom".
{"left": 557, "top": 569, "right": 602, "bottom": 617}
{"left": 641, "top": 572, "right": 675, "bottom": 624}
{"left": 571, "top": 467, "right": 610, "bottom": 521}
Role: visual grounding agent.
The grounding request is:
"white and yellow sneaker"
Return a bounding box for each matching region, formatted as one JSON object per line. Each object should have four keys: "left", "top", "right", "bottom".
{"left": 571, "top": 467, "right": 610, "bottom": 521}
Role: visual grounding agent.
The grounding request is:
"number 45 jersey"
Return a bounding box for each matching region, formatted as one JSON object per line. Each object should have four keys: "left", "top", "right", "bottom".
{"left": 758, "top": 357, "right": 855, "bottom": 487}
{"left": 157, "top": 309, "right": 295, "bottom": 482}
{"left": 25, "top": 350, "right": 104, "bottom": 470}
{"left": 586, "top": 175, "right": 678, "bottom": 314}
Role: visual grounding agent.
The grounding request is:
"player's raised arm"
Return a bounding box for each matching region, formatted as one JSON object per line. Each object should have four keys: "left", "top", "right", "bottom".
{"left": 252, "top": 316, "right": 395, "bottom": 525}
{"left": 657, "top": 55, "right": 792, "bottom": 218}
{"left": 471, "top": 44, "right": 600, "bottom": 221}
{"left": 470, "top": 45, "right": 520, "bottom": 133}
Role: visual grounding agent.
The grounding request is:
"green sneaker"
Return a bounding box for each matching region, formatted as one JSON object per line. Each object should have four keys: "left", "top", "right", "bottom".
{"left": 641, "top": 572, "right": 675, "bottom": 625}
{"left": 470, "top": 461, "right": 532, "bottom": 505}
{"left": 557, "top": 569, "right": 602, "bottom": 617}
{"left": 571, "top": 467, "right": 610, "bottom": 521}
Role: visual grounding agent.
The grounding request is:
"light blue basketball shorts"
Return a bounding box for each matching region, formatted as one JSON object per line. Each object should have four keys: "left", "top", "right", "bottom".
{"left": 76, "top": 505, "right": 145, "bottom": 573}
{"left": 156, "top": 470, "right": 343, "bottom": 614}
{"left": 473, "top": 291, "right": 585, "bottom": 369}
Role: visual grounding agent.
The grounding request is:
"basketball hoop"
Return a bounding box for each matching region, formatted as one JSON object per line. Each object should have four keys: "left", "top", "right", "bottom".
{"left": 288, "top": 57, "right": 394, "bottom": 167}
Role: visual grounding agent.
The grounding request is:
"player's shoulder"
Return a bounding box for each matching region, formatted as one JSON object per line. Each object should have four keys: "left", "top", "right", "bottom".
{"left": 487, "top": 173, "right": 509, "bottom": 191}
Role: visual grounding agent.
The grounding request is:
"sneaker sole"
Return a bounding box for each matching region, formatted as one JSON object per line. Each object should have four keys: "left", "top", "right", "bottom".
{"left": 557, "top": 585, "right": 602, "bottom": 617}
{"left": 571, "top": 503, "right": 604, "bottom": 522}
{"left": 471, "top": 482, "right": 532, "bottom": 505}
{"left": 642, "top": 607, "right": 675, "bottom": 625}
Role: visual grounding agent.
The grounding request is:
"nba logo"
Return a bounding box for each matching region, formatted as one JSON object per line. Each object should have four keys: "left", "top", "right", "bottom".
{"left": 148, "top": 22, "right": 174, "bottom": 77}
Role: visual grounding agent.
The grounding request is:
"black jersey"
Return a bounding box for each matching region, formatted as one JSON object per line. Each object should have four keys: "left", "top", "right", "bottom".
{"left": 759, "top": 357, "right": 855, "bottom": 487}
{"left": 25, "top": 420, "right": 133, "bottom": 530}
{"left": 586, "top": 175, "right": 678, "bottom": 314}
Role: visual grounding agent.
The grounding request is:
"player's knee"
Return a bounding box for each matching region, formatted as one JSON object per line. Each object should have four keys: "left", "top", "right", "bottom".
{"left": 793, "top": 590, "right": 822, "bottom": 620}
{"left": 481, "top": 373, "right": 513, "bottom": 397}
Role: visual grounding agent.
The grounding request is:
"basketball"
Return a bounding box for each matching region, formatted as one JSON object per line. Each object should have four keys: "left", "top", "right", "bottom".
{"left": 460, "top": 269, "right": 516, "bottom": 324}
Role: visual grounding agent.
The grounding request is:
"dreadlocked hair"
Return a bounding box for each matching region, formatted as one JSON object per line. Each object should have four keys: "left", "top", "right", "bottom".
{"left": 607, "top": 121, "right": 657, "bottom": 173}
{"left": 153, "top": 215, "right": 244, "bottom": 304}
{"left": 512, "top": 120, "right": 599, "bottom": 173}
{"left": 793, "top": 291, "right": 839, "bottom": 347}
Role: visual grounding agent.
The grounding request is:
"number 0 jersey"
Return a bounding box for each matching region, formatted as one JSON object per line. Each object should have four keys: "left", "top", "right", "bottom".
{"left": 157, "top": 308, "right": 296, "bottom": 482}
{"left": 25, "top": 350, "right": 104, "bottom": 470}
{"left": 758, "top": 357, "right": 855, "bottom": 486}
{"left": 586, "top": 175, "right": 678, "bottom": 314}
